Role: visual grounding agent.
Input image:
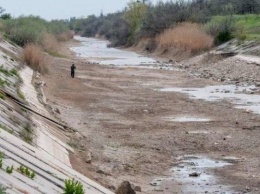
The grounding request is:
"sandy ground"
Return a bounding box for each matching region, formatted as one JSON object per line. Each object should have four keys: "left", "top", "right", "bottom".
{"left": 41, "top": 40, "right": 260, "bottom": 193}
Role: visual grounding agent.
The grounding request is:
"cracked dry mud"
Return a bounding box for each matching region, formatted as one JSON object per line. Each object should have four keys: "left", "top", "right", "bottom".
{"left": 41, "top": 38, "right": 260, "bottom": 194}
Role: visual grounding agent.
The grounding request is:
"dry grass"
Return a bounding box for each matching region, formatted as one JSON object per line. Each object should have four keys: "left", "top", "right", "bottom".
{"left": 41, "top": 33, "right": 67, "bottom": 58}
{"left": 41, "top": 33, "right": 59, "bottom": 52}
{"left": 22, "top": 44, "right": 48, "bottom": 74}
{"left": 56, "top": 30, "right": 74, "bottom": 41}
{"left": 157, "top": 23, "right": 213, "bottom": 52}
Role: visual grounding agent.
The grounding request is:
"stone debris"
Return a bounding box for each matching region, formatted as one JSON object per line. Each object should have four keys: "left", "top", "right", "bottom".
{"left": 85, "top": 151, "right": 92, "bottom": 164}
{"left": 116, "top": 181, "right": 136, "bottom": 194}
{"left": 189, "top": 172, "right": 201, "bottom": 177}
{"left": 134, "top": 186, "right": 141, "bottom": 192}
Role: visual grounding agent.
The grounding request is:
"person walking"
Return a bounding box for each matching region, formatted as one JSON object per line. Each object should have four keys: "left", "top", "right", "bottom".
{"left": 71, "top": 63, "right": 76, "bottom": 78}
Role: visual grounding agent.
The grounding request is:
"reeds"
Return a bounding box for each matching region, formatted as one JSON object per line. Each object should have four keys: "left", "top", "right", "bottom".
{"left": 22, "top": 44, "right": 48, "bottom": 74}
{"left": 157, "top": 23, "right": 213, "bottom": 52}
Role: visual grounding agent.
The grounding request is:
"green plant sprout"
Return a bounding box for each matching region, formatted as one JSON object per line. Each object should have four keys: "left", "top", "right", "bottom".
{"left": 0, "top": 152, "right": 4, "bottom": 159}
{"left": 63, "top": 179, "right": 85, "bottom": 194}
{"left": 0, "top": 159, "right": 2, "bottom": 169}
{"left": 30, "top": 171, "right": 36, "bottom": 179}
{"left": 18, "top": 165, "right": 36, "bottom": 179}
{"left": 0, "top": 184, "right": 7, "bottom": 194}
{"left": 25, "top": 167, "right": 30, "bottom": 176}
{"left": 18, "top": 165, "right": 25, "bottom": 174}
{"left": 6, "top": 165, "right": 13, "bottom": 174}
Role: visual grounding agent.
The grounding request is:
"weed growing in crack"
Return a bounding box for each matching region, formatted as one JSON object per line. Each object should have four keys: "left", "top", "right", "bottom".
{"left": 0, "top": 77, "right": 9, "bottom": 88}
{"left": 21, "top": 107, "right": 27, "bottom": 113}
{"left": 18, "top": 165, "right": 25, "bottom": 174}
{"left": 5, "top": 165, "right": 13, "bottom": 174}
{"left": 19, "top": 128, "right": 33, "bottom": 144}
{"left": 16, "top": 88, "right": 25, "bottom": 100}
{"left": 30, "top": 171, "right": 36, "bottom": 179}
{"left": 25, "top": 167, "right": 30, "bottom": 176}
{"left": 10, "top": 68, "right": 19, "bottom": 77}
{"left": 64, "top": 179, "right": 84, "bottom": 194}
{"left": 18, "top": 123, "right": 34, "bottom": 144}
{"left": 0, "top": 66, "right": 10, "bottom": 77}
{"left": 0, "top": 152, "right": 4, "bottom": 159}
{"left": 0, "top": 159, "right": 3, "bottom": 169}
{"left": 0, "top": 185, "right": 7, "bottom": 194}
{"left": 0, "top": 92, "right": 5, "bottom": 100}
{"left": 18, "top": 165, "right": 36, "bottom": 179}
{"left": 0, "top": 124, "right": 13, "bottom": 134}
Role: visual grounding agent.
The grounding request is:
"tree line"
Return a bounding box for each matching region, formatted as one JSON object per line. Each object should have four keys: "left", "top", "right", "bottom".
{"left": 69, "top": 0, "right": 260, "bottom": 47}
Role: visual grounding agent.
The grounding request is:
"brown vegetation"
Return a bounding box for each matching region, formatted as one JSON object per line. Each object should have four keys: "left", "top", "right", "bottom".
{"left": 157, "top": 23, "right": 213, "bottom": 52}
{"left": 41, "top": 33, "right": 59, "bottom": 53}
{"left": 21, "top": 44, "right": 48, "bottom": 74}
{"left": 56, "top": 30, "right": 74, "bottom": 42}
{"left": 22, "top": 31, "right": 73, "bottom": 73}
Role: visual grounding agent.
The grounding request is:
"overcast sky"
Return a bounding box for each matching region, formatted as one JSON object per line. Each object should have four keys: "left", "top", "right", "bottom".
{"left": 0, "top": 0, "right": 167, "bottom": 20}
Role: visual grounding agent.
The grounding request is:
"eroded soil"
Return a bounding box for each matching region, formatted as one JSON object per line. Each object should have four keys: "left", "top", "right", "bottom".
{"left": 41, "top": 39, "right": 260, "bottom": 193}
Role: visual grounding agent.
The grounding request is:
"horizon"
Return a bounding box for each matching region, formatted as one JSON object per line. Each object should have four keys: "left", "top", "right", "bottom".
{"left": 0, "top": 0, "right": 169, "bottom": 20}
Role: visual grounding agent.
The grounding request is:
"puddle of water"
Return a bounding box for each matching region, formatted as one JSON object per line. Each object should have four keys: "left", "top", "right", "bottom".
{"left": 160, "top": 85, "right": 260, "bottom": 115}
{"left": 150, "top": 156, "right": 234, "bottom": 193}
{"left": 71, "top": 36, "right": 158, "bottom": 66}
{"left": 188, "top": 130, "right": 209, "bottom": 134}
{"left": 123, "top": 65, "right": 178, "bottom": 71}
{"left": 163, "top": 116, "right": 210, "bottom": 122}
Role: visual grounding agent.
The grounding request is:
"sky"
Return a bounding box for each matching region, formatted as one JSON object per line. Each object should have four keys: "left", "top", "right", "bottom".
{"left": 0, "top": 0, "right": 167, "bottom": 20}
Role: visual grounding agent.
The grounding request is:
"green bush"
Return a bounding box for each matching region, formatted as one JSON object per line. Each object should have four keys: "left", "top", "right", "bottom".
{"left": 0, "top": 13, "right": 11, "bottom": 20}
{"left": 2, "top": 16, "right": 71, "bottom": 47}
{"left": 64, "top": 179, "right": 84, "bottom": 194}
{"left": 47, "top": 20, "right": 70, "bottom": 35}
{"left": 205, "top": 16, "right": 235, "bottom": 44}
{"left": 3, "top": 16, "right": 47, "bottom": 46}
{"left": 124, "top": 1, "right": 148, "bottom": 45}
{"left": 216, "top": 31, "right": 233, "bottom": 43}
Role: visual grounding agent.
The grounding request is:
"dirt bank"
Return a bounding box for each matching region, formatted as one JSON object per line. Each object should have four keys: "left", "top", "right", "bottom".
{"left": 132, "top": 39, "right": 260, "bottom": 88}
{"left": 40, "top": 39, "right": 260, "bottom": 193}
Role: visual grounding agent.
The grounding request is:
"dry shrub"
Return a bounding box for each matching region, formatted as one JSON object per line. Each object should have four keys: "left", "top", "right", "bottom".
{"left": 135, "top": 38, "right": 157, "bottom": 52}
{"left": 41, "top": 33, "right": 59, "bottom": 52}
{"left": 22, "top": 44, "right": 48, "bottom": 74}
{"left": 56, "top": 30, "right": 74, "bottom": 41}
{"left": 157, "top": 23, "right": 213, "bottom": 52}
